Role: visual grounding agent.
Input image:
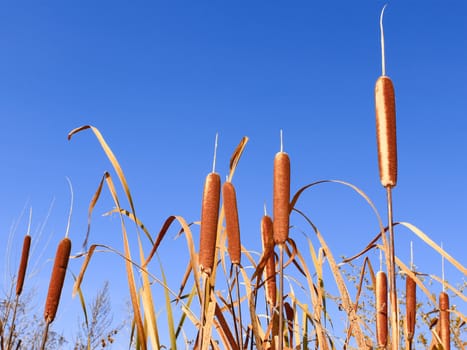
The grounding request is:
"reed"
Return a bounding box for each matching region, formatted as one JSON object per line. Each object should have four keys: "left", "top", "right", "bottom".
{"left": 439, "top": 291, "right": 450, "bottom": 350}
{"left": 376, "top": 6, "right": 399, "bottom": 349}
{"left": 44, "top": 237, "right": 72, "bottom": 324}
{"left": 273, "top": 150, "right": 290, "bottom": 246}
{"left": 15, "top": 235, "right": 31, "bottom": 297}
{"left": 41, "top": 237, "right": 72, "bottom": 350}
{"left": 375, "top": 75, "right": 397, "bottom": 188}
{"left": 223, "top": 181, "right": 241, "bottom": 265}
{"left": 199, "top": 172, "right": 221, "bottom": 275}
{"left": 261, "top": 214, "right": 276, "bottom": 309}
{"left": 376, "top": 270, "right": 388, "bottom": 348}
{"left": 405, "top": 275, "right": 416, "bottom": 348}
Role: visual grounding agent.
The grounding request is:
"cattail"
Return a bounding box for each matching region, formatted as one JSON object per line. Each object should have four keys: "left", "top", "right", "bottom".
{"left": 261, "top": 214, "right": 276, "bottom": 307}
{"left": 439, "top": 291, "right": 450, "bottom": 350}
{"left": 222, "top": 181, "right": 241, "bottom": 265}
{"left": 375, "top": 76, "right": 397, "bottom": 188}
{"left": 16, "top": 235, "right": 31, "bottom": 296}
{"left": 375, "top": 5, "right": 397, "bottom": 189}
{"left": 376, "top": 270, "right": 388, "bottom": 347}
{"left": 273, "top": 151, "right": 290, "bottom": 244}
{"left": 199, "top": 172, "right": 221, "bottom": 274}
{"left": 44, "top": 237, "right": 72, "bottom": 323}
{"left": 405, "top": 275, "right": 416, "bottom": 346}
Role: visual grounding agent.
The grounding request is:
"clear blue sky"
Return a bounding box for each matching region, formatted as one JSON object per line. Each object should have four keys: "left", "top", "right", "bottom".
{"left": 1, "top": 1, "right": 466, "bottom": 348}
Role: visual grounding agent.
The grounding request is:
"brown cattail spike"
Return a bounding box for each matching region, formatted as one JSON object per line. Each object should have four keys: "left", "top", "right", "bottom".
{"left": 376, "top": 270, "right": 388, "bottom": 347}
{"left": 375, "top": 76, "right": 397, "bottom": 188}
{"left": 405, "top": 275, "right": 416, "bottom": 345}
{"left": 439, "top": 291, "right": 450, "bottom": 350}
{"left": 16, "top": 235, "right": 31, "bottom": 296}
{"left": 273, "top": 151, "right": 290, "bottom": 244}
{"left": 44, "top": 237, "right": 71, "bottom": 323}
{"left": 199, "top": 172, "right": 221, "bottom": 274}
{"left": 261, "top": 215, "right": 276, "bottom": 307}
{"left": 222, "top": 181, "right": 241, "bottom": 265}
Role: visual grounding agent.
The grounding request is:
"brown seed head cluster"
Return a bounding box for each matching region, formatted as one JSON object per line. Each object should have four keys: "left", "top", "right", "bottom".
{"left": 16, "top": 234, "right": 31, "bottom": 296}
{"left": 273, "top": 151, "right": 290, "bottom": 244}
{"left": 261, "top": 214, "right": 276, "bottom": 307}
{"left": 44, "top": 237, "right": 72, "bottom": 323}
{"left": 199, "top": 172, "right": 221, "bottom": 275}
{"left": 376, "top": 270, "right": 388, "bottom": 347}
{"left": 223, "top": 181, "right": 241, "bottom": 265}
{"left": 439, "top": 291, "right": 450, "bottom": 350}
{"left": 375, "top": 76, "right": 397, "bottom": 188}
{"left": 405, "top": 276, "right": 416, "bottom": 344}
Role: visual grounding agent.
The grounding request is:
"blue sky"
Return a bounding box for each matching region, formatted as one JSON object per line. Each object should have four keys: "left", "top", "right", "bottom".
{"left": 1, "top": 1, "right": 466, "bottom": 348}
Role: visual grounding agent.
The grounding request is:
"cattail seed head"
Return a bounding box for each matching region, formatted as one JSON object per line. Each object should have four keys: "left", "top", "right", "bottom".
{"left": 405, "top": 276, "right": 416, "bottom": 343}
{"left": 375, "top": 75, "right": 397, "bottom": 188}
{"left": 273, "top": 151, "right": 290, "bottom": 244}
{"left": 16, "top": 234, "right": 31, "bottom": 296}
{"left": 222, "top": 181, "right": 241, "bottom": 265}
{"left": 439, "top": 291, "right": 450, "bottom": 350}
{"left": 199, "top": 172, "right": 221, "bottom": 275}
{"left": 44, "top": 237, "right": 71, "bottom": 323}
{"left": 376, "top": 270, "right": 388, "bottom": 347}
{"left": 261, "top": 215, "right": 276, "bottom": 307}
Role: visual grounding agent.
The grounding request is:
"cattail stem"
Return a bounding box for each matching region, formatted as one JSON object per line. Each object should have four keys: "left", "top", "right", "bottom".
{"left": 6, "top": 295, "right": 20, "bottom": 350}
{"left": 386, "top": 187, "right": 399, "bottom": 350}
{"left": 277, "top": 243, "right": 285, "bottom": 350}
{"left": 40, "top": 320, "right": 51, "bottom": 350}
{"left": 234, "top": 266, "right": 243, "bottom": 349}
{"left": 198, "top": 274, "right": 208, "bottom": 350}
{"left": 227, "top": 264, "right": 243, "bottom": 349}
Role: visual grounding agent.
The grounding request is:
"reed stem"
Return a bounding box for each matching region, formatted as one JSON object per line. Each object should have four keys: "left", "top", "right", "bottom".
{"left": 278, "top": 244, "right": 284, "bottom": 350}
{"left": 6, "top": 295, "right": 20, "bottom": 350}
{"left": 386, "top": 187, "right": 399, "bottom": 350}
{"left": 40, "top": 321, "right": 50, "bottom": 350}
{"left": 235, "top": 265, "right": 244, "bottom": 349}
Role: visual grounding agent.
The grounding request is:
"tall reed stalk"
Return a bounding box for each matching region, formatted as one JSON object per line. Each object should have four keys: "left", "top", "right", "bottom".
{"left": 375, "top": 6, "right": 399, "bottom": 349}
{"left": 273, "top": 130, "right": 290, "bottom": 350}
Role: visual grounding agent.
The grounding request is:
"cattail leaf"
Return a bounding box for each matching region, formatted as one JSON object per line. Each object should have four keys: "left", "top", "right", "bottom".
{"left": 137, "top": 231, "right": 160, "bottom": 350}
{"left": 68, "top": 125, "right": 137, "bottom": 218}
{"left": 71, "top": 272, "right": 89, "bottom": 331}
{"left": 214, "top": 303, "right": 240, "bottom": 350}
{"left": 142, "top": 216, "right": 177, "bottom": 268}
{"left": 103, "top": 172, "right": 147, "bottom": 349}
{"left": 294, "top": 207, "right": 368, "bottom": 348}
{"left": 105, "top": 208, "right": 154, "bottom": 245}
{"left": 72, "top": 244, "right": 97, "bottom": 297}
{"left": 82, "top": 174, "right": 105, "bottom": 249}
{"left": 398, "top": 222, "right": 466, "bottom": 276}
{"left": 228, "top": 136, "right": 249, "bottom": 181}
{"left": 158, "top": 255, "right": 176, "bottom": 350}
